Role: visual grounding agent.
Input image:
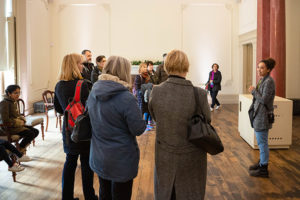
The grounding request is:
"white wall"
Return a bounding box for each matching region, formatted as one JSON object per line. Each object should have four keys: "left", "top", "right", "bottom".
{"left": 238, "top": 0, "right": 257, "bottom": 35}
{"left": 16, "top": 0, "right": 51, "bottom": 110}
{"left": 286, "top": 0, "right": 300, "bottom": 98}
{"left": 17, "top": 0, "right": 244, "bottom": 109}
{"left": 49, "top": 0, "right": 241, "bottom": 100}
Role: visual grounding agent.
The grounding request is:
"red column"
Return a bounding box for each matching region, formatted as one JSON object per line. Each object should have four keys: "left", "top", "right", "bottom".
{"left": 270, "top": 0, "right": 286, "bottom": 97}
{"left": 256, "top": 0, "right": 271, "bottom": 82}
{"left": 256, "top": 0, "right": 286, "bottom": 97}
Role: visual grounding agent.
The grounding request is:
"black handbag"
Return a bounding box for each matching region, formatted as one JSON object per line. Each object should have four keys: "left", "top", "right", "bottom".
{"left": 187, "top": 87, "right": 224, "bottom": 155}
{"left": 71, "top": 110, "right": 92, "bottom": 143}
{"left": 248, "top": 98, "right": 256, "bottom": 128}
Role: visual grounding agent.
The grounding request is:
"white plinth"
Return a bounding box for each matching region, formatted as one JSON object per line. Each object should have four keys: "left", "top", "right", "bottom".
{"left": 238, "top": 94, "right": 293, "bottom": 149}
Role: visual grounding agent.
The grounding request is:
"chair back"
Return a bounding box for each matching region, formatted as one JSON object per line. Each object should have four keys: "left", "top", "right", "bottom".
{"left": 42, "top": 90, "right": 55, "bottom": 113}
{"left": 17, "top": 99, "right": 26, "bottom": 117}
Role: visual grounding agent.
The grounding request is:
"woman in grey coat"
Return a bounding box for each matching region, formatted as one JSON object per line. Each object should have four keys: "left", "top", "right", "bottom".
{"left": 248, "top": 58, "right": 276, "bottom": 178}
{"left": 149, "top": 50, "right": 211, "bottom": 200}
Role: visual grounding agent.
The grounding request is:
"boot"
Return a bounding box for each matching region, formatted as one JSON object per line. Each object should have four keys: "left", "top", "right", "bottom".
{"left": 249, "top": 164, "right": 269, "bottom": 178}
{"left": 249, "top": 160, "right": 260, "bottom": 170}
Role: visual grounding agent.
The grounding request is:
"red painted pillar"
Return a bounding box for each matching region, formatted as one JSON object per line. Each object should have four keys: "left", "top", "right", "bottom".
{"left": 270, "top": 0, "right": 286, "bottom": 97}
{"left": 256, "top": 0, "right": 270, "bottom": 82}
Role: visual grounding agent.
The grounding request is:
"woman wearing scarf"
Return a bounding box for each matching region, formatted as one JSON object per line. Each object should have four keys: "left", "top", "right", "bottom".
{"left": 206, "top": 63, "right": 222, "bottom": 111}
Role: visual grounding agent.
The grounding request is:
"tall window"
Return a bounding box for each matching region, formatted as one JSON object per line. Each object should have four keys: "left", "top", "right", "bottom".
{"left": 0, "top": 0, "right": 16, "bottom": 95}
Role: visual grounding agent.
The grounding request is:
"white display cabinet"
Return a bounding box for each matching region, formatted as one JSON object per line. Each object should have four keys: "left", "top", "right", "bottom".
{"left": 238, "top": 94, "right": 293, "bottom": 149}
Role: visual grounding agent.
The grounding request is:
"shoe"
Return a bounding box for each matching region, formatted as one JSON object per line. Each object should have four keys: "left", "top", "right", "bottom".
{"left": 249, "top": 160, "right": 260, "bottom": 170}
{"left": 249, "top": 164, "right": 269, "bottom": 178}
{"left": 146, "top": 125, "right": 153, "bottom": 131}
{"left": 8, "top": 163, "right": 25, "bottom": 172}
{"left": 216, "top": 105, "right": 220, "bottom": 110}
{"left": 18, "top": 155, "right": 32, "bottom": 162}
{"left": 210, "top": 107, "right": 214, "bottom": 112}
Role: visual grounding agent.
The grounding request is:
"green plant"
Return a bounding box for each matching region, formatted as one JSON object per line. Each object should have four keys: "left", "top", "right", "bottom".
{"left": 131, "top": 60, "right": 142, "bottom": 65}
{"left": 131, "top": 60, "right": 162, "bottom": 65}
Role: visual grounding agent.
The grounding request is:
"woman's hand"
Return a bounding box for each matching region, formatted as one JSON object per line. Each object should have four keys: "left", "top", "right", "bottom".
{"left": 248, "top": 86, "right": 256, "bottom": 93}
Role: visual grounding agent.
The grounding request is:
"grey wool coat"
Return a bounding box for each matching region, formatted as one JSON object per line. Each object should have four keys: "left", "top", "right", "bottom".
{"left": 149, "top": 76, "right": 211, "bottom": 200}
{"left": 251, "top": 74, "right": 275, "bottom": 131}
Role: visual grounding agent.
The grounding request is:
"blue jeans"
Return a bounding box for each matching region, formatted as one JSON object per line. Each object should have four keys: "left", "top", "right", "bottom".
{"left": 144, "top": 112, "right": 152, "bottom": 123}
{"left": 255, "top": 130, "right": 269, "bottom": 165}
{"left": 62, "top": 152, "right": 97, "bottom": 200}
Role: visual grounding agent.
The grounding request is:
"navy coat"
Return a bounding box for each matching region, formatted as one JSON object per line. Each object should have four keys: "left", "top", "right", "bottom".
{"left": 88, "top": 78, "right": 146, "bottom": 182}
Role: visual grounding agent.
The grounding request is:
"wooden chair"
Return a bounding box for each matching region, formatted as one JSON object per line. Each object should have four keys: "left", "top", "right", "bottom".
{"left": 42, "top": 90, "right": 62, "bottom": 132}
{"left": 0, "top": 124, "right": 21, "bottom": 182}
{"left": 17, "top": 99, "right": 45, "bottom": 141}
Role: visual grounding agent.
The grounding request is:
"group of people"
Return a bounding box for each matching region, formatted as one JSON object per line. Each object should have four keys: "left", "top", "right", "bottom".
{"left": 0, "top": 48, "right": 276, "bottom": 200}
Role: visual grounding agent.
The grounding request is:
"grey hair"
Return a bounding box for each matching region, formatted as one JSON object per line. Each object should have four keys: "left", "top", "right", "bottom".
{"left": 102, "top": 56, "right": 132, "bottom": 84}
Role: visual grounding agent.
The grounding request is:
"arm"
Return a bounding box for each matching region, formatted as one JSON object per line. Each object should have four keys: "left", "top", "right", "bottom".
{"left": 134, "top": 75, "right": 142, "bottom": 90}
{"left": 252, "top": 79, "right": 275, "bottom": 105}
{"left": 206, "top": 72, "right": 211, "bottom": 85}
{"left": 197, "top": 88, "right": 211, "bottom": 123}
{"left": 155, "top": 66, "right": 161, "bottom": 84}
{"left": 148, "top": 86, "right": 156, "bottom": 121}
{"left": 54, "top": 90, "right": 64, "bottom": 114}
{"left": 124, "top": 94, "right": 146, "bottom": 136}
{"left": 0, "top": 101, "right": 23, "bottom": 127}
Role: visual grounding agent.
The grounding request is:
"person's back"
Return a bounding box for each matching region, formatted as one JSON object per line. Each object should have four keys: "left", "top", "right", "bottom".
{"left": 155, "top": 64, "right": 168, "bottom": 84}
{"left": 88, "top": 56, "right": 146, "bottom": 200}
{"left": 149, "top": 50, "right": 210, "bottom": 200}
{"left": 53, "top": 53, "right": 97, "bottom": 200}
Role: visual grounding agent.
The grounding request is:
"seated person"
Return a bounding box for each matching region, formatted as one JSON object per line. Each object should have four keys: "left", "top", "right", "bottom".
{"left": 0, "top": 139, "right": 31, "bottom": 172}
{"left": 0, "top": 85, "right": 39, "bottom": 153}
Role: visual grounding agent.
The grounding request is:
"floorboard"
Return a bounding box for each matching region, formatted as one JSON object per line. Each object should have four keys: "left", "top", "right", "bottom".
{"left": 0, "top": 106, "right": 300, "bottom": 200}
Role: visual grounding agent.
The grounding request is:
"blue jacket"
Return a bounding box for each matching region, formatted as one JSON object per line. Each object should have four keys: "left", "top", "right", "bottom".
{"left": 87, "top": 79, "right": 146, "bottom": 182}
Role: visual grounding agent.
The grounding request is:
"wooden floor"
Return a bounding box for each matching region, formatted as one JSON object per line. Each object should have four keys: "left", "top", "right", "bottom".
{"left": 0, "top": 105, "right": 300, "bottom": 200}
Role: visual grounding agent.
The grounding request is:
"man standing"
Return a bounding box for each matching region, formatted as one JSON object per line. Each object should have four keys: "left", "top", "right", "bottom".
{"left": 155, "top": 53, "right": 168, "bottom": 84}
{"left": 81, "top": 49, "right": 94, "bottom": 81}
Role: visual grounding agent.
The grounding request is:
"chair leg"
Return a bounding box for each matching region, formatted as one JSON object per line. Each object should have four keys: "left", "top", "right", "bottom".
{"left": 45, "top": 114, "right": 49, "bottom": 132}
{"left": 56, "top": 115, "right": 58, "bottom": 128}
{"left": 41, "top": 122, "right": 45, "bottom": 140}
{"left": 12, "top": 171, "right": 16, "bottom": 182}
{"left": 59, "top": 116, "right": 62, "bottom": 132}
{"left": 33, "top": 139, "right": 35, "bottom": 146}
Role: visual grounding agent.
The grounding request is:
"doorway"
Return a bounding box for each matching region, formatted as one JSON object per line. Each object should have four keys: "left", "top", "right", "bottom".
{"left": 243, "top": 43, "right": 253, "bottom": 94}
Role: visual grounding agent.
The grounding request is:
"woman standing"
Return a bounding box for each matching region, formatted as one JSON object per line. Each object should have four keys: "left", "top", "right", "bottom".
{"left": 248, "top": 58, "right": 276, "bottom": 178}
{"left": 0, "top": 85, "right": 39, "bottom": 154}
{"left": 206, "top": 63, "right": 222, "bottom": 111}
{"left": 149, "top": 50, "right": 210, "bottom": 200}
{"left": 88, "top": 56, "right": 146, "bottom": 200}
{"left": 54, "top": 53, "right": 97, "bottom": 200}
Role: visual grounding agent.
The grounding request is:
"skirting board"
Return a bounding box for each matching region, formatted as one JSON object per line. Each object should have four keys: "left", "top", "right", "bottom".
{"left": 207, "top": 94, "right": 239, "bottom": 104}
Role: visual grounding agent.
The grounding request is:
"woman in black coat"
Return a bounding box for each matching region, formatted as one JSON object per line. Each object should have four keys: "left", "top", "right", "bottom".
{"left": 54, "top": 53, "right": 97, "bottom": 200}
{"left": 206, "top": 63, "right": 222, "bottom": 111}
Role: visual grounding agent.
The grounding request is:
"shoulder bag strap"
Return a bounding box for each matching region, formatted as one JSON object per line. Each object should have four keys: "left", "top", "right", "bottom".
{"left": 74, "top": 80, "right": 84, "bottom": 102}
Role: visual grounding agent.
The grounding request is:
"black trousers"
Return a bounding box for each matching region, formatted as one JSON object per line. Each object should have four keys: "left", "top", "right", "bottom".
{"left": 210, "top": 90, "right": 220, "bottom": 108}
{"left": 98, "top": 176, "right": 133, "bottom": 200}
{"left": 62, "top": 152, "right": 97, "bottom": 200}
{"left": 17, "top": 126, "right": 39, "bottom": 148}
{"left": 0, "top": 139, "right": 23, "bottom": 167}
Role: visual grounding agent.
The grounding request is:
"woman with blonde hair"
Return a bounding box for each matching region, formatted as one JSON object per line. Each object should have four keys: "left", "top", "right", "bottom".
{"left": 149, "top": 50, "right": 210, "bottom": 200}
{"left": 88, "top": 56, "right": 146, "bottom": 200}
{"left": 54, "top": 53, "right": 97, "bottom": 200}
